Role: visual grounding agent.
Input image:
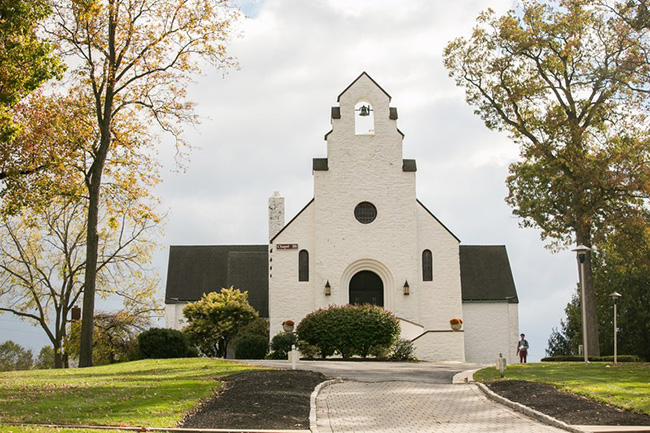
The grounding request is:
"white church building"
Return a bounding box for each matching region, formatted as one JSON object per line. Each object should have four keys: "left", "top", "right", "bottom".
{"left": 165, "top": 73, "right": 520, "bottom": 363}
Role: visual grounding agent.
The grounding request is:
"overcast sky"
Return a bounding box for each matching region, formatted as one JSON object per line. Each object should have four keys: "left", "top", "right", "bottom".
{"left": 1, "top": 0, "right": 582, "bottom": 363}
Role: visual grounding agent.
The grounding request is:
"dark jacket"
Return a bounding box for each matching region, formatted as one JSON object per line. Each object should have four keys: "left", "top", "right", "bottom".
{"left": 517, "top": 339, "right": 529, "bottom": 353}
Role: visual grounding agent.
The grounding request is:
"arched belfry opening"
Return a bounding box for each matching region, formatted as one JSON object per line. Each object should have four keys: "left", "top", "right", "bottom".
{"left": 349, "top": 270, "right": 384, "bottom": 307}
{"left": 354, "top": 101, "right": 374, "bottom": 135}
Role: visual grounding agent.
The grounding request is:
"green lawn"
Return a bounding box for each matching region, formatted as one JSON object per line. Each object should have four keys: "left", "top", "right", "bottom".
{"left": 0, "top": 358, "right": 263, "bottom": 428}
{"left": 474, "top": 362, "right": 650, "bottom": 415}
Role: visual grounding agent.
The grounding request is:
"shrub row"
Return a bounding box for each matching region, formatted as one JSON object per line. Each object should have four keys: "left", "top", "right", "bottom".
{"left": 541, "top": 355, "right": 643, "bottom": 362}
{"left": 296, "top": 304, "right": 400, "bottom": 358}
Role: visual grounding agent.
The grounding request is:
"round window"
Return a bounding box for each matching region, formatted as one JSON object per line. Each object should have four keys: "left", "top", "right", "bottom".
{"left": 354, "top": 202, "right": 377, "bottom": 224}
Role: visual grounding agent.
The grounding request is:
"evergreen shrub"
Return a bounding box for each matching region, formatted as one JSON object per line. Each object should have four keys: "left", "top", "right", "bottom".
{"left": 138, "top": 328, "right": 194, "bottom": 359}
{"left": 266, "top": 331, "right": 298, "bottom": 359}
{"left": 297, "top": 304, "right": 400, "bottom": 359}
{"left": 234, "top": 333, "right": 268, "bottom": 359}
{"left": 389, "top": 338, "right": 417, "bottom": 361}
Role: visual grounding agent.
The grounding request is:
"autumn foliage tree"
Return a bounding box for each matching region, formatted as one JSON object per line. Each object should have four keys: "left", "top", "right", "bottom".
{"left": 45, "top": 0, "right": 240, "bottom": 366}
{"left": 0, "top": 0, "right": 65, "bottom": 191}
{"left": 444, "top": 0, "right": 650, "bottom": 355}
{"left": 0, "top": 0, "right": 63, "bottom": 149}
{"left": 0, "top": 195, "right": 161, "bottom": 368}
{"left": 183, "top": 287, "right": 258, "bottom": 358}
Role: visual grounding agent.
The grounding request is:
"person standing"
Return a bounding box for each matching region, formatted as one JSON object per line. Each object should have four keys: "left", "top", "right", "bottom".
{"left": 517, "top": 333, "right": 529, "bottom": 363}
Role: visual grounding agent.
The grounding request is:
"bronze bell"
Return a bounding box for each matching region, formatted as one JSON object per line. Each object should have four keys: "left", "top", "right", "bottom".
{"left": 359, "top": 105, "right": 370, "bottom": 116}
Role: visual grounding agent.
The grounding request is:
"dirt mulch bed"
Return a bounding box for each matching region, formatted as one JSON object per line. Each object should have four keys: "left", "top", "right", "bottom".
{"left": 180, "top": 369, "right": 328, "bottom": 430}
{"left": 487, "top": 380, "right": 650, "bottom": 426}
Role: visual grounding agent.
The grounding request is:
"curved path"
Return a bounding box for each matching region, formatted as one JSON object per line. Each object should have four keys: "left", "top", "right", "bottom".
{"left": 242, "top": 360, "right": 571, "bottom": 433}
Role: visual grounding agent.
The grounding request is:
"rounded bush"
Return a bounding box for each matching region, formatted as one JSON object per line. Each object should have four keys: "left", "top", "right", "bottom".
{"left": 297, "top": 305, "right": 400, "bottom": 358}
{"left": 266, "top": 331, "right": 298, "bottom": 359}
{"left": 138, "top": 328, "right": 193, "bottom": 359}
{"left": 235, "top": 333, "right": 268, "bottom": 359}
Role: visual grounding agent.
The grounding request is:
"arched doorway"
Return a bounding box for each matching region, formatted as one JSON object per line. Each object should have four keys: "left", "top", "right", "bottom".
{"left": 349, "top": 270, "right": 384, "bottom": 307}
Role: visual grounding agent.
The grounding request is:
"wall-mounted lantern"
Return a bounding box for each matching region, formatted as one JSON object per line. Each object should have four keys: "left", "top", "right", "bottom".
{"left": 403, "top": 280, "right": 410, "bottom": 295}
{"left": 325, "top": 280, "right": 331, "bottom": 296}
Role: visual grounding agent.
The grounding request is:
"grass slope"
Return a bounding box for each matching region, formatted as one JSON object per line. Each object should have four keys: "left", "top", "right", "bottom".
{"left": 474, "top": 362, "right": 650, "bottom": 415}
{"left": 0, "top": 358, "right": 262, "bottom": 428}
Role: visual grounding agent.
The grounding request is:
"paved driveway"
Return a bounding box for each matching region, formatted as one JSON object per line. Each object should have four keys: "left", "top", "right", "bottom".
{"left": 240, "top": 359, "right": 484, "bottom": 383}
{"left": 315, "top": 381, "right": 570, "bottom": 433}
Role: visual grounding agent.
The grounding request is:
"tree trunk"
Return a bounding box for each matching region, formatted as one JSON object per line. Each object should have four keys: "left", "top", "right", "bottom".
{"left": 79, "top": 169, "right": 102, "bottom": 367}
{"left": 575, "top": 231, "right": 601, "bottom": 357}
{"left": 79, "top": 125, "right": 111, "bottom": 366}
{"left": 54, "top": 342, "right": 63, "bottom": 369}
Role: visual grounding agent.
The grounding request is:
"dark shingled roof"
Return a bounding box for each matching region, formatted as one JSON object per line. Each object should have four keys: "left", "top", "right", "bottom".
{"left": 459, "top": 245, "right": 518, "bottom": 303}
{"left": 165, "top": 245, "right": 269, "bottom": 317}
{"left": 165, "top": 244, "right": 518, "bottom": 313}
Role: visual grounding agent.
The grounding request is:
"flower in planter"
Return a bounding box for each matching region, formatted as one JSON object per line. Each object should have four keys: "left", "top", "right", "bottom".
{"left": 449, "top": 318, "right": 463, "bottom": 325}
{"left": 282, "top": 320, "right": 295, "bottom": 332}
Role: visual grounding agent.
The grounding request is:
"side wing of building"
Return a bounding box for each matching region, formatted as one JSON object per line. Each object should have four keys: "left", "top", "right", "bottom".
{"left": 459, "top": 245, "right": 519, "bottom": 364}
{"left": 164, "top": 245, "right": 269, "bottom": 329}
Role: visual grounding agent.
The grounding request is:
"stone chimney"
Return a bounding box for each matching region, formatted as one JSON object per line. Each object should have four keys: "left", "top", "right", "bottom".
{"left": 268, "top": 191, "right": 285, "bottom": 240}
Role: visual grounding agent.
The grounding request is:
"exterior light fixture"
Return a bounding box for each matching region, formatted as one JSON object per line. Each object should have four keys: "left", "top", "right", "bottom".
{"left": 572, "top": 244, "right": 591, "bottom": 366}
{"left": 609, "top": 291, "right": 622, "bottom": 364}
{"left": 403, "top": 280, "right": 410, "bottom": 295}
{"left": 71, "top": 305, "right": 81, "bottom": 321}
{"left": 324, "top": 280, "right": 331, "bottom": 296}
{"left": 356, "top": 105, "right": 372, "bottom": 116}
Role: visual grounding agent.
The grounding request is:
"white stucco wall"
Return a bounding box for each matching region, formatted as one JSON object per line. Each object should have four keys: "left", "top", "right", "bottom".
{"left": 165, "top": 303, "right": 187, "bottom": 330}
{"left": 268, "top": 202, "right": 316, "bottom": 338}
{"left": 462, "top": 302, "right": 519, "bottom": 364}
{"left": 415, "top": 204, "right": 464, "bottom": 331}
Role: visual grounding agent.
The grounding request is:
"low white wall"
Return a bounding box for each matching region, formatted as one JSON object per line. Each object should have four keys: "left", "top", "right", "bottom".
{"left": 399, "top": 318, "right": 424, "bottom": 341}
{"left": 412, "top": 331, "right": 465, "bottom": 361}
{"left": 462, "top": 302, "right": 519, "bottom": 364}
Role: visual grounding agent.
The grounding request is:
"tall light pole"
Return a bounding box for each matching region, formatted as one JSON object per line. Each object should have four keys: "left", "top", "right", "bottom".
{"left": 609, "top": 291, "right": 622, "bottom": 364}
{"left": 573, "top": 244, "right": 591, "bottom": 366}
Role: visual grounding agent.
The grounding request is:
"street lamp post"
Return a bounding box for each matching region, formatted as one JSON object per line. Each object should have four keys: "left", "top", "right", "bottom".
{"left": 609, "top": 291, "right": 622, "bottom": 364}
{"left": 572, "top": 244, "right": 591, "bottom": 367}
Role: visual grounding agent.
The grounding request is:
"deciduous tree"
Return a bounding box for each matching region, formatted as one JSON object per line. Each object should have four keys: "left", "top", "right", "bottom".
{"left": 66, "top": 311, "right": 148, "bottom": 365}
{"left": 0, "top": 340, "right": 33, "bottom": 371}
{"left": 444, "top": 0, "right": 650, "bottom": 355}
{"left": 47, "top": 0, "right": 240, "bottom": 367}
{"left": 0, "top": 0, "right": 63, "bottom": 149}
{"left": 183, "top": 287, "right": 258, "bottom": 358}
{"left": 592, "top": 217, "right": 650, "bottom": 360}
{"left": 0, "top": 195, "right": 160, "bottom": 368}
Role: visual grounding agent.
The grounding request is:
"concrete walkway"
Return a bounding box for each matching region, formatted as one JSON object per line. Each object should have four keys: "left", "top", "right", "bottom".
{"left": 314, "top": 380, "right": 571, "bottom": 433}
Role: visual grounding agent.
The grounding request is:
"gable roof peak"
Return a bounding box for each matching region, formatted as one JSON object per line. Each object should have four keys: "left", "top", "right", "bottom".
{"left": 337, "top": 72, "right": 392, "bottom": 102}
